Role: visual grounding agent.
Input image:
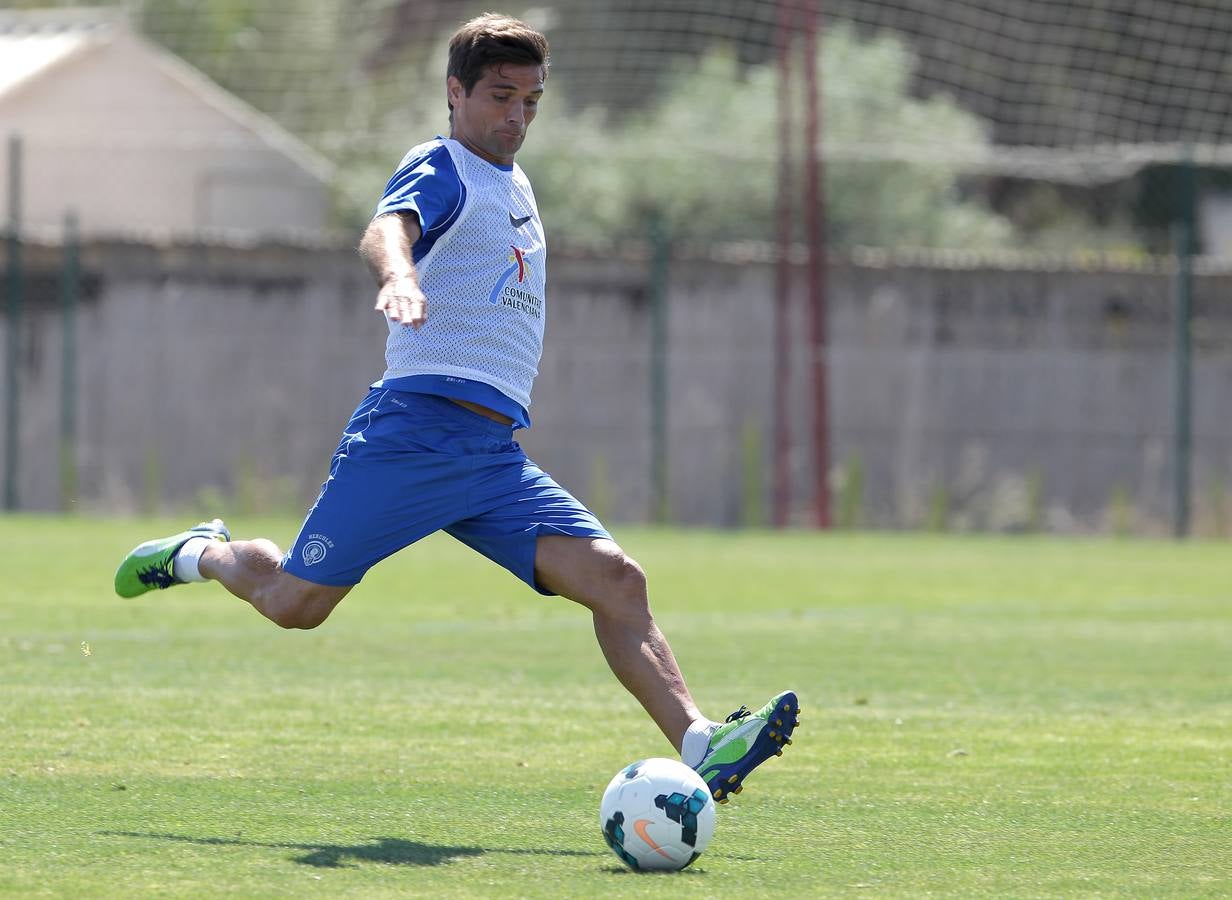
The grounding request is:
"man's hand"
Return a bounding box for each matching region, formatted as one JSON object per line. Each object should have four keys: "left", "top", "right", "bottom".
{"left": 375, "top": 275, "right": 428, "bottom": 329}
{"left": 359, "top": 212, "right": 427, "bottom": 329}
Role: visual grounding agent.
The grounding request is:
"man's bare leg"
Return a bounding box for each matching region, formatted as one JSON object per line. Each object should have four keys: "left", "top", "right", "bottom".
{"left": 114, "top": 521, "right": 350, "bottom": 629}
{"left": 533, "top": 535, "right": 701, "bottom": 751}
{"left": 532, "top": 534, "right": 800, "bottom": 803}
{"left": 199, "top": 539, "right": 351, "bottom": 630}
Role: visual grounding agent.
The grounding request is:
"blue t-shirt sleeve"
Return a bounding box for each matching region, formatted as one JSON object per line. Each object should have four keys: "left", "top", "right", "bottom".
{"left": 374, "top": 143, "right": 462, "bottom": 235}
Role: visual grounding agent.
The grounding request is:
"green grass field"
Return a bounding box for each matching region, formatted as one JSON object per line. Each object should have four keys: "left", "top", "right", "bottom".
{"left": 1, "top": 517, "right": 1229, "bottom": 897}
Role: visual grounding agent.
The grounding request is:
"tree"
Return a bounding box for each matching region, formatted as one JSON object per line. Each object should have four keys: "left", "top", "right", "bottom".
{"left": 517, "top": 23, "right": 1013, "bottom": 249}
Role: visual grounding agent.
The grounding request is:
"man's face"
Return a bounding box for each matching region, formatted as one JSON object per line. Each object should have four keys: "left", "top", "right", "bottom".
{"left": 448, "top": 63, "right": 545, "bottom": 166}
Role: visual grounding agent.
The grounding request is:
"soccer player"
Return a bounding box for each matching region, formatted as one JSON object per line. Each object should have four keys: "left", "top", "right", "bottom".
{"left": 113, "top": 13, "right": 797, "bottom": 802}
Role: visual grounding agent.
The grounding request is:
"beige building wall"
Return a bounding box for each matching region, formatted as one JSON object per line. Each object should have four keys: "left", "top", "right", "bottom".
{"left": 0, "top": 29, "right": 330, "bottom": 239}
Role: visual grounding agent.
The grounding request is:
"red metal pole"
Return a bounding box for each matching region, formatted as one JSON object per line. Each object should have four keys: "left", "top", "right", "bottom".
{"left": 802, "top": 0, "right": 831, "bottom": 529}
{"left": 773, "top": 0, "right": 796, "bottom": 529}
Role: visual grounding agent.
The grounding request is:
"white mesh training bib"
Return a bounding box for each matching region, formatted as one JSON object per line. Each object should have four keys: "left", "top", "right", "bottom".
{"left": 381, "top": 139, "right": 546, "bottom": 412}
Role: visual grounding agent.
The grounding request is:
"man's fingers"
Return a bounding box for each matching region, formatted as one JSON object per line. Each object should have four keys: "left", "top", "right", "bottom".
{"left": 378, "top": 292, "right": 427, "bottom": 328}
{"left": 403, "top": 297, "right": 427, "bottom": 329}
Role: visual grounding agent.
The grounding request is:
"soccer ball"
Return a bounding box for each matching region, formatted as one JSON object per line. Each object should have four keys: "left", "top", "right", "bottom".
{"left": 599, "top": 757, "right": 717, "bottom": 871}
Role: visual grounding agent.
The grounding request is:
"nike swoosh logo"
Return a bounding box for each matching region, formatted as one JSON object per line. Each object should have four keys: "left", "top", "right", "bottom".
{"left": 633, "top": 819, "right": 673, "bottom": 860}
{"left": 509, "top": 212, "right": 533, "bottom": 228}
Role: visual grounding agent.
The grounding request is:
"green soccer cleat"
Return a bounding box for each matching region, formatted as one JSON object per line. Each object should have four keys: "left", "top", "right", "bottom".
{"left": 693, "top": 690, "right": 799, "bottom": 804}
{"left": 113, "top": 519, "right": 231, "bottom": 598}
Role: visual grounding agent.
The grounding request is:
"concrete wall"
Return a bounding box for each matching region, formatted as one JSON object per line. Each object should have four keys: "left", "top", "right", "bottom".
{"left": 3, "top": 239, "right": 1231, "bottom": 534}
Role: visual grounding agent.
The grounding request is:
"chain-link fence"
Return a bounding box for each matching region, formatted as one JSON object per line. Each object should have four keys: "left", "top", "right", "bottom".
{"left": 2, "top": 1, "right": 1230, "bottom": 532}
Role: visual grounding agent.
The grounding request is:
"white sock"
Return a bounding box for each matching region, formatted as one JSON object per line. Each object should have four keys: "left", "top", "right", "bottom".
{"left": 173, "top": 537, "right": 212, "bottom": 583}
{"left": 680, "top": 718, "right": 722, "bottom": 768}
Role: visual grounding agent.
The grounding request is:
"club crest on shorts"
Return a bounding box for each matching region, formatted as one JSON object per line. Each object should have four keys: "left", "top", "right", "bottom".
{"left": 302, "top": 534, "right": 334, "bottom": 566}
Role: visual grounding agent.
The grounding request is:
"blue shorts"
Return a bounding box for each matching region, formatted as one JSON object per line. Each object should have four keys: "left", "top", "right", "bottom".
{"left": 282, "top": 389, "right": 611, "bottom": 593}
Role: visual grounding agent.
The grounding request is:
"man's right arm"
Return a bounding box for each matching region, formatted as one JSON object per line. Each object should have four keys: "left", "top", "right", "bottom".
{"left": 358, "top": 211, "right": 428, "bottom": 330}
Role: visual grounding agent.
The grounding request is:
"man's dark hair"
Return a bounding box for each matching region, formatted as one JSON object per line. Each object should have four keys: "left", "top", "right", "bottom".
{"left": 447, "top": 13, "right": 550, "bottom": 111}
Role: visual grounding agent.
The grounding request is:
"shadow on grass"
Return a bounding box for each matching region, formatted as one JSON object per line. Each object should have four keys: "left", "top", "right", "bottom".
{"left": 102, "top": 831, "right": 602, "bottom": 869}
{"left": 601, "top": 865, "right": 711, "bottom": 877}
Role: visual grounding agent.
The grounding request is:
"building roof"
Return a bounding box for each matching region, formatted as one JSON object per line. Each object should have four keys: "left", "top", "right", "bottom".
{"left": 0, "top": 7, "right": 333, "bottom": 184}
{"left": 0, "top": 7, "right": 111, "bottom": 100}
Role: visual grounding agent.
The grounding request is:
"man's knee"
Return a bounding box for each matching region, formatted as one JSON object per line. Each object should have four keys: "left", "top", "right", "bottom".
{"left": 591, "top": 547, "right": 651, "bottom": 621}
{"left": 254, "top": 576, "right": 342, "bottom": 630}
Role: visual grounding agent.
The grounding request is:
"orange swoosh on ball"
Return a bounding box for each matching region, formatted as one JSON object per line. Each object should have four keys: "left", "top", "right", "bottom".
{"left": 633, "top": 819, "right": 673, "bottom": 859}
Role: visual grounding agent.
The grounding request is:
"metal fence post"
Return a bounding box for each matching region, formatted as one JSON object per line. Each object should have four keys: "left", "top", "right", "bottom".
{"left": 1172, "top": 148, "right": 1196, "bottom": 538}
{"left": 4, "top": 134, "right": 22, "bottom": 512}
{"left": 649, "top": 212, "right": 670, "bottom": 524}
{"left": 60, "top": 210, "right": 81, "bottom": 511}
